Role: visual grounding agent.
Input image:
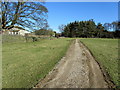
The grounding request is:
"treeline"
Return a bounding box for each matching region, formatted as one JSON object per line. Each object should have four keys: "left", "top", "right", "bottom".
{"left": 34, "top": 29, "right": 61, "bottom": 38}
{"left": 35, "top": 29, "right": 55, "bottom": 36}
{"left": 62, "top": 20, "right": 120, "bottom": 38}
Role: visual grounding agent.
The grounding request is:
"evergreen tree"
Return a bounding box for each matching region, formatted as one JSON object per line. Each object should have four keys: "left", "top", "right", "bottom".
{"left": 62, "top": 20, "right": 117, "bottom": 38}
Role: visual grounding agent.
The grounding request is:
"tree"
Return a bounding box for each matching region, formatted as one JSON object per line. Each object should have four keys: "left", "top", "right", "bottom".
{"left": 86, "top": 20, "right": 96, "bottom": 37}
{"left": 63, "top": 25, "right": 70, "bottom": 37}
{"left": 35, "top": 29, "right": 54, "bottom": 36}
{"left": 1, "top": 1, "right": 48, "bottom": 30}
{"left": 114, "top": 30, "right": 120, "bottom": 38}
{"left": 58, "top": 24, "right": 65, "bottom": 33}
{"left": 69, "top": 23, "right": 75, "bottom": 37}
{"left": 62, "top": 20, "right": 117, "bottom": 38}
{"left": 103, "top": 23, "right": 112, "bottom": 31}
{"left": 112, "top": 21, "right": 118, "bottom": 31}
{"left": 96, "top": 23, "right": 104, "bottom": 38}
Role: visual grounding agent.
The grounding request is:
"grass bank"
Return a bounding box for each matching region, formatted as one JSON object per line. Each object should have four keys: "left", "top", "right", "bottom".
{"left": 2, "top": 38, "right": 73, "bottom": 88}
{"left": 80, "top": 38, "right": 118, "bottom": 86}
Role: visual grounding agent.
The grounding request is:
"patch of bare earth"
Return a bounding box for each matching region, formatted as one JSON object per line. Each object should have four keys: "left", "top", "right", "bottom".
{"left": 35, "top": 39, "right": 109, "bottom": 88}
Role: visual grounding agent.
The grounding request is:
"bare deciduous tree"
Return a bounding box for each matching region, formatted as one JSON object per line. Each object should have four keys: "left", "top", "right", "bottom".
{"left": 58, "top": 24, "right": 65, "bottom": 33}
{"left": 2, "top": 1, "right": 48, "bottom": 30}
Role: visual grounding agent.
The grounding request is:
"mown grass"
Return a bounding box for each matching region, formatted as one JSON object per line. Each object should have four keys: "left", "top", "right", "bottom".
{"left": 2, "top": 37, "right": 73, "bottom": 88}
{"left": 80, "top": 38, "right": 119, "bottom": 86}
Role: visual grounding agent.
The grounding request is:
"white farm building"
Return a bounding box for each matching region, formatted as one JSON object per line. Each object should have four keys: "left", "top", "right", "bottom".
{"left": 3, "top": 26, "right": 31, "bottom": 36}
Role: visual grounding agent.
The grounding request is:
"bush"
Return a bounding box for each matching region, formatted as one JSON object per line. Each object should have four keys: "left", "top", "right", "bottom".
{"left": 32, "top": 37, "right": 38, "bottom": 42}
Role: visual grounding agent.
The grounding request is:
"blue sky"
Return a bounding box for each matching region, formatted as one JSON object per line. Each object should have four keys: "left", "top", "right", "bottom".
{"left": 45, "top": 2, "right": 118, "bottom": 32}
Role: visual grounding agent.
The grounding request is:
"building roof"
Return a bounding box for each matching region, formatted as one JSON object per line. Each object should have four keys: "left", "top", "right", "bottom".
{"left": 10, "top": 26, "right": 26, "bottom": 31}
{"left": 14, "top": 26, "right": 25, "bottom": 30}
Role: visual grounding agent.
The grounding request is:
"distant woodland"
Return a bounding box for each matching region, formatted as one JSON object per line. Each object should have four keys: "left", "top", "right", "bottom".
{"left": 60, "top": 20, "right": 120, "bottom": 38}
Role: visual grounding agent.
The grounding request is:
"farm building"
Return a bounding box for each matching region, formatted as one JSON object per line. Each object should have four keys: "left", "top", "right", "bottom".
{"left": 2, "top": 26, "right": 31, "bottom": 36}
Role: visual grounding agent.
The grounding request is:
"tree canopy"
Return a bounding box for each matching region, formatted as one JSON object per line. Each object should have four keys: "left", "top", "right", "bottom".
{"left": 35, "top": 29, "right": 55, "bottom": 36}
{"left": 1, "top": 1, "right": 48, "bottom": 30}
{"left": 62, "top": 20, "right": 119, "bottom": 38}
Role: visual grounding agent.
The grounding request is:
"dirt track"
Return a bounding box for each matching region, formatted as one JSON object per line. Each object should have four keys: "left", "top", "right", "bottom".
{"left": 35, "top": 39, "right": 108, "bottom": 88}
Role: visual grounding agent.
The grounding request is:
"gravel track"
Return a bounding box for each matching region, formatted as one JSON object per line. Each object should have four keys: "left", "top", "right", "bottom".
{"left": 35, "top": 39, "right": 108, "bottom": 88}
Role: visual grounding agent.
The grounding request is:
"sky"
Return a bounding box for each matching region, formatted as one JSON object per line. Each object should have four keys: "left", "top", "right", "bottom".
{"left": 44, "top": 2, "right": 118, "bottom": 32}
{"left": 46, "top": 0, "right": 119, "bottom": 2}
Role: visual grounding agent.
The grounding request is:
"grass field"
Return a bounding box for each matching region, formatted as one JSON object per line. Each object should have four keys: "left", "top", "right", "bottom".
{"left": 80, "top": 38, "right": 119, "bottom": 86}
{"left": 2, "top": 36, "right": 119, "bottom": 88}
{"left": 2, "top": 35, "right": 26, "bottom": 43}
{"left": 2, "top": 37, "right": 73, "bottom": 88}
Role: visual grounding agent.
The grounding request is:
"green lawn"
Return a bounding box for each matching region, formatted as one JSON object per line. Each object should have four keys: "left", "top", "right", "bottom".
{"left": 80, "top": 38, "right": 119, "bottom": 86}
{"left": 2, "top": 38, "right": 73, "bottom": 88}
